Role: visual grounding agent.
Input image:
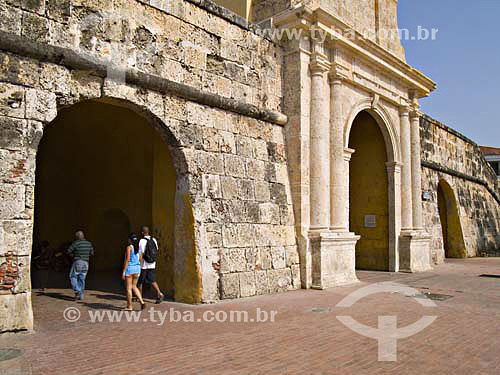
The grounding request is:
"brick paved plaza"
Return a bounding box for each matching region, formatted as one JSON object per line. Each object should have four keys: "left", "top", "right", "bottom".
{"left": 1, "top": 258, "right": 499, "bottom": 374}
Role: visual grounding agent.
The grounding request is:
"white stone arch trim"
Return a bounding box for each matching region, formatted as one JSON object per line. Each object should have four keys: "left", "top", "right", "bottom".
{"left": 343, "top": 98, "right": 402, "bottom": 164}
{"left": 343, "top": 97, "right": 402, "bottom": 272}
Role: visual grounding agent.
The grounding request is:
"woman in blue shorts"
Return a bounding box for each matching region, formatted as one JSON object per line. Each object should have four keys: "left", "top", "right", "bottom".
{"left": 122, "top": 233, "right": 145, "bottom": 310}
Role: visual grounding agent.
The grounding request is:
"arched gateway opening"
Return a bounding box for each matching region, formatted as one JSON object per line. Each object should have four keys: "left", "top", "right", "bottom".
{"left": 348, "top": 111, "right": 390, "bottom": 271}
{"left": 437, "top": 180, "right": 467, "bottom": 258}
{"left": 32, "top": 100, "right": 179, "bottom": 297}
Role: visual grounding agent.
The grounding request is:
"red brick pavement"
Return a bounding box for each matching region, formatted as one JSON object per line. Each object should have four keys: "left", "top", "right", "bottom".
{"left": 1, "top": 258, "right": 499, "bottom": 374}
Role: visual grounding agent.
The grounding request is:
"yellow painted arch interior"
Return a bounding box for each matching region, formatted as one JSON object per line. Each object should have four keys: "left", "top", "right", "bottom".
{"left": 437, "top": 180, "right": 467, "bottom": 258}
{"left": 33, "top": 100, "right": 200, "bottom": 301}
{"left": 348, "top": 111, "right": 390, "bottom": 271}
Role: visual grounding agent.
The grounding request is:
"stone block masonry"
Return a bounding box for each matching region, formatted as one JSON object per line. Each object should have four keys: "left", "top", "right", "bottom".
{"left": 0, "top": 0, "right": 497, "bottom": 337}
{"left": 0, "top": 0, "right": 297, "bottom": 333}
{"left": 420, "top": 115, "right": 500, "bottom": 262}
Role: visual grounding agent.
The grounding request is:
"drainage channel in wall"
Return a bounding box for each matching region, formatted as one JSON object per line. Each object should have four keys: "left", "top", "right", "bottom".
{"left": 0, "top": 349, "right": 23, "bottom": 362}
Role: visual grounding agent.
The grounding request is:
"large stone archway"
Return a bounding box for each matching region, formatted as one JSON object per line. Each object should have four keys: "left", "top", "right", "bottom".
{"left": 344, "top": 102, "right": 402, "bottom": 273}
{"left": 437, "top": 179, "right": 467, "bottom": 259}
{"left": 11, "top": 95, "right": 202, "bottom": 332}
{"left": 33, "top": 98, "right": 201, "bottom": 304}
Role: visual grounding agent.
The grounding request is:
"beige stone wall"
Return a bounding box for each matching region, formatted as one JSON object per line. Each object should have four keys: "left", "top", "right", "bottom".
{"left": 0, "top": 0, "right": 299, "bottom": 333}
{"left": 252, "top": 0, "right": 405, "bottom": 60}
{"left": 420, "top": 116, "right": 500, "bottom": 262}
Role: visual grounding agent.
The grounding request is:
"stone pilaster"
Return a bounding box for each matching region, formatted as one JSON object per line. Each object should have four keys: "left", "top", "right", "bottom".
{"left": 399, "top": 106, "right": 431, "bottom": 272}
{"left": 343, "top": 148, "right": 356, "bottom": 229}
{"left": 399, "top": 106, "right": 413, "bottom": 231}
{"left": 329, "top": 72, "right": 348, "bottom": 232}
{"left": 310, "top": 144, "right": 359, "bottom": 290}
{"left": 309, "top": 54, "right": 330, "bottom": 231}
{"left": 308, "top": 54, "right": 359, "bottom": 289}
{"left": 410, "top": 108, "right": 424, "bottom": 230}
{"left": 386, "top": 161, "right": 402, "bottom": 272}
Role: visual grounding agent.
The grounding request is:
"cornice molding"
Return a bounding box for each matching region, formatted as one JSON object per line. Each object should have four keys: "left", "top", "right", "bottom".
{"left": 273, "top": 5, "right": 436, "bottom": 98}
{"left": 328, "top": 64, "right": 349, "bottom": 83}
{"left": 310, "top": 55, "right": 331, "bottom": 75}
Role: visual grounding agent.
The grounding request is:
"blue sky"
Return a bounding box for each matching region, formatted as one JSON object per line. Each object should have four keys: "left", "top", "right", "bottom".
{"left": 398, "top": 0, "right": 500, "bottom": 147}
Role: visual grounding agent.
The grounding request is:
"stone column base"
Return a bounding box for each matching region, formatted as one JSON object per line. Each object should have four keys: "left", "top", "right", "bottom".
{"left": 310, "top": 231, "right": 360, "bottom": 289}
{"left": 399, "top": 230, "right": 432, "bottom": 273}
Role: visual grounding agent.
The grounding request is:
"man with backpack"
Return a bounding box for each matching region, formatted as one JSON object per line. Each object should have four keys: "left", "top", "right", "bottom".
{"left": 137, "top": 226, "right": 164, "bottom": 304}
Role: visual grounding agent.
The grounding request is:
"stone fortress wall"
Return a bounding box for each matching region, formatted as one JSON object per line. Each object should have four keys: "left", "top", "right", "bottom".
{"left": 420, "top": 115, "right": 500, "bottom": 263}
{"left": 0, "top": 0, "right": 498, "bottom": 334}
{"left": 0, "top": 0, "right": 299, "bottom": 332}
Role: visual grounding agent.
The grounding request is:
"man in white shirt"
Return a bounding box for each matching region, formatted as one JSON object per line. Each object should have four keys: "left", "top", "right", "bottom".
{"left": 137, "top": 226, "right": 164, "bottom": 304}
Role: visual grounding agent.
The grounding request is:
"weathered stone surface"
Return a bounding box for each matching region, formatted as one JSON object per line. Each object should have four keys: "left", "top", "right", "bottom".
{"left": 219, "top": 248, "right": 246, "bottom": 273}
{"left": 239, "top": 271, "right": 256, "bottom": 297}
{"left": 39, "top": 64, "right": 71, "bottom": 95}
{"left": 21, "top": 12, "right": 49, "bottom": 43}
{"left": 0, "top": 220, "right": 32, "bottom": 257}
{"left": 256, "top": 247, "right": 272, "bottom": 270}
{"left": 205, "top": 223, "right": 223, "bottom": 248}
{"left": 0, "top": 117, "right": 26, "bottom": 149}
{"left": 25, "top": 89, "right": 57, "bottom": 123}
{"left": 202, "top": 174, "right": 222, "bottom": 199}
{"left": 197, "top": 151, "right": 225, "bottom": 175}
{"left": 255, "top": 269, "right": 269, "bottom": 294}
{"left": 245, "top": 247, "right": 257, "bottom": 271}
{"left": 12, "top": 0, "right": 46, "bottom": 14}
{"left": 291, "top": 264, "right": 301, "bottom": 288}
{"left": 0, "top": 292, "right": 33, "bottom": 332}
{"left": 220, "top": 273, "right": 239, "bottom": 299}
{"left": 0, "top": 83, "right": 25, "bottom": 119}
{"left": 0, "top": 253, "right": 30, "bottom": 293}
{"left": 0, "top": 185, "right": 25, "bottom": 219}
{"left": 246, "top": 158, "right": 266, "bottom": 180}
{"left": 0, "top": 150, "right": 35, "bottom": 185}
{"left": 285, "top": 245, "right": 300, "bottom": 267}
{"left": 259, "top": 202, "right": 280, "bottom": 224}
{"left": 220, "top": 176, "right": 239, "bottom": 199}
{"left": 47, "top": 0, "right": 72, "bottom": 23}
{"left": 237, "top": 179, "right": 254, "bottom": 200}
{"left": 0, "top": 52, "right": 40, "bottom": 87}
{"left": 268, "top": 268, "right": 292, "bottom": 293}
{"left": 224, "top": 154, "right": 246, "bottom": 178}
{"left": 271, "top": 246, "right": 286, "bottom": 269}
{"left": 421, "top": 116, "right": 500, "bottom": 261}
{"left": 254, "top": 181, "right": 271, "bottom": 201}
{"left": 222, "top": 224, "right": 255, "bottom": 248}
{"left": 0, "top": 3, "right": 22, "bottom": 35}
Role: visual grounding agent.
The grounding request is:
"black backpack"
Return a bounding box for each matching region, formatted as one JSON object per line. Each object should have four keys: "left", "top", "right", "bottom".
{"left": 143, "top": 237, "right": 158, "bottom": 263}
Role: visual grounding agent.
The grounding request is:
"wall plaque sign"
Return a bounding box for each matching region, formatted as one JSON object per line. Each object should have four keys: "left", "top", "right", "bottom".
{"left": 364, "top": 215, "right": 377, "bottom": 228}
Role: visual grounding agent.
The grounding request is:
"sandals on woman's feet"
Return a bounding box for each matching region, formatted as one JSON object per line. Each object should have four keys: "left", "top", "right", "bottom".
{"left": 155, "top": 294, "right": 164, "bottom": 304}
